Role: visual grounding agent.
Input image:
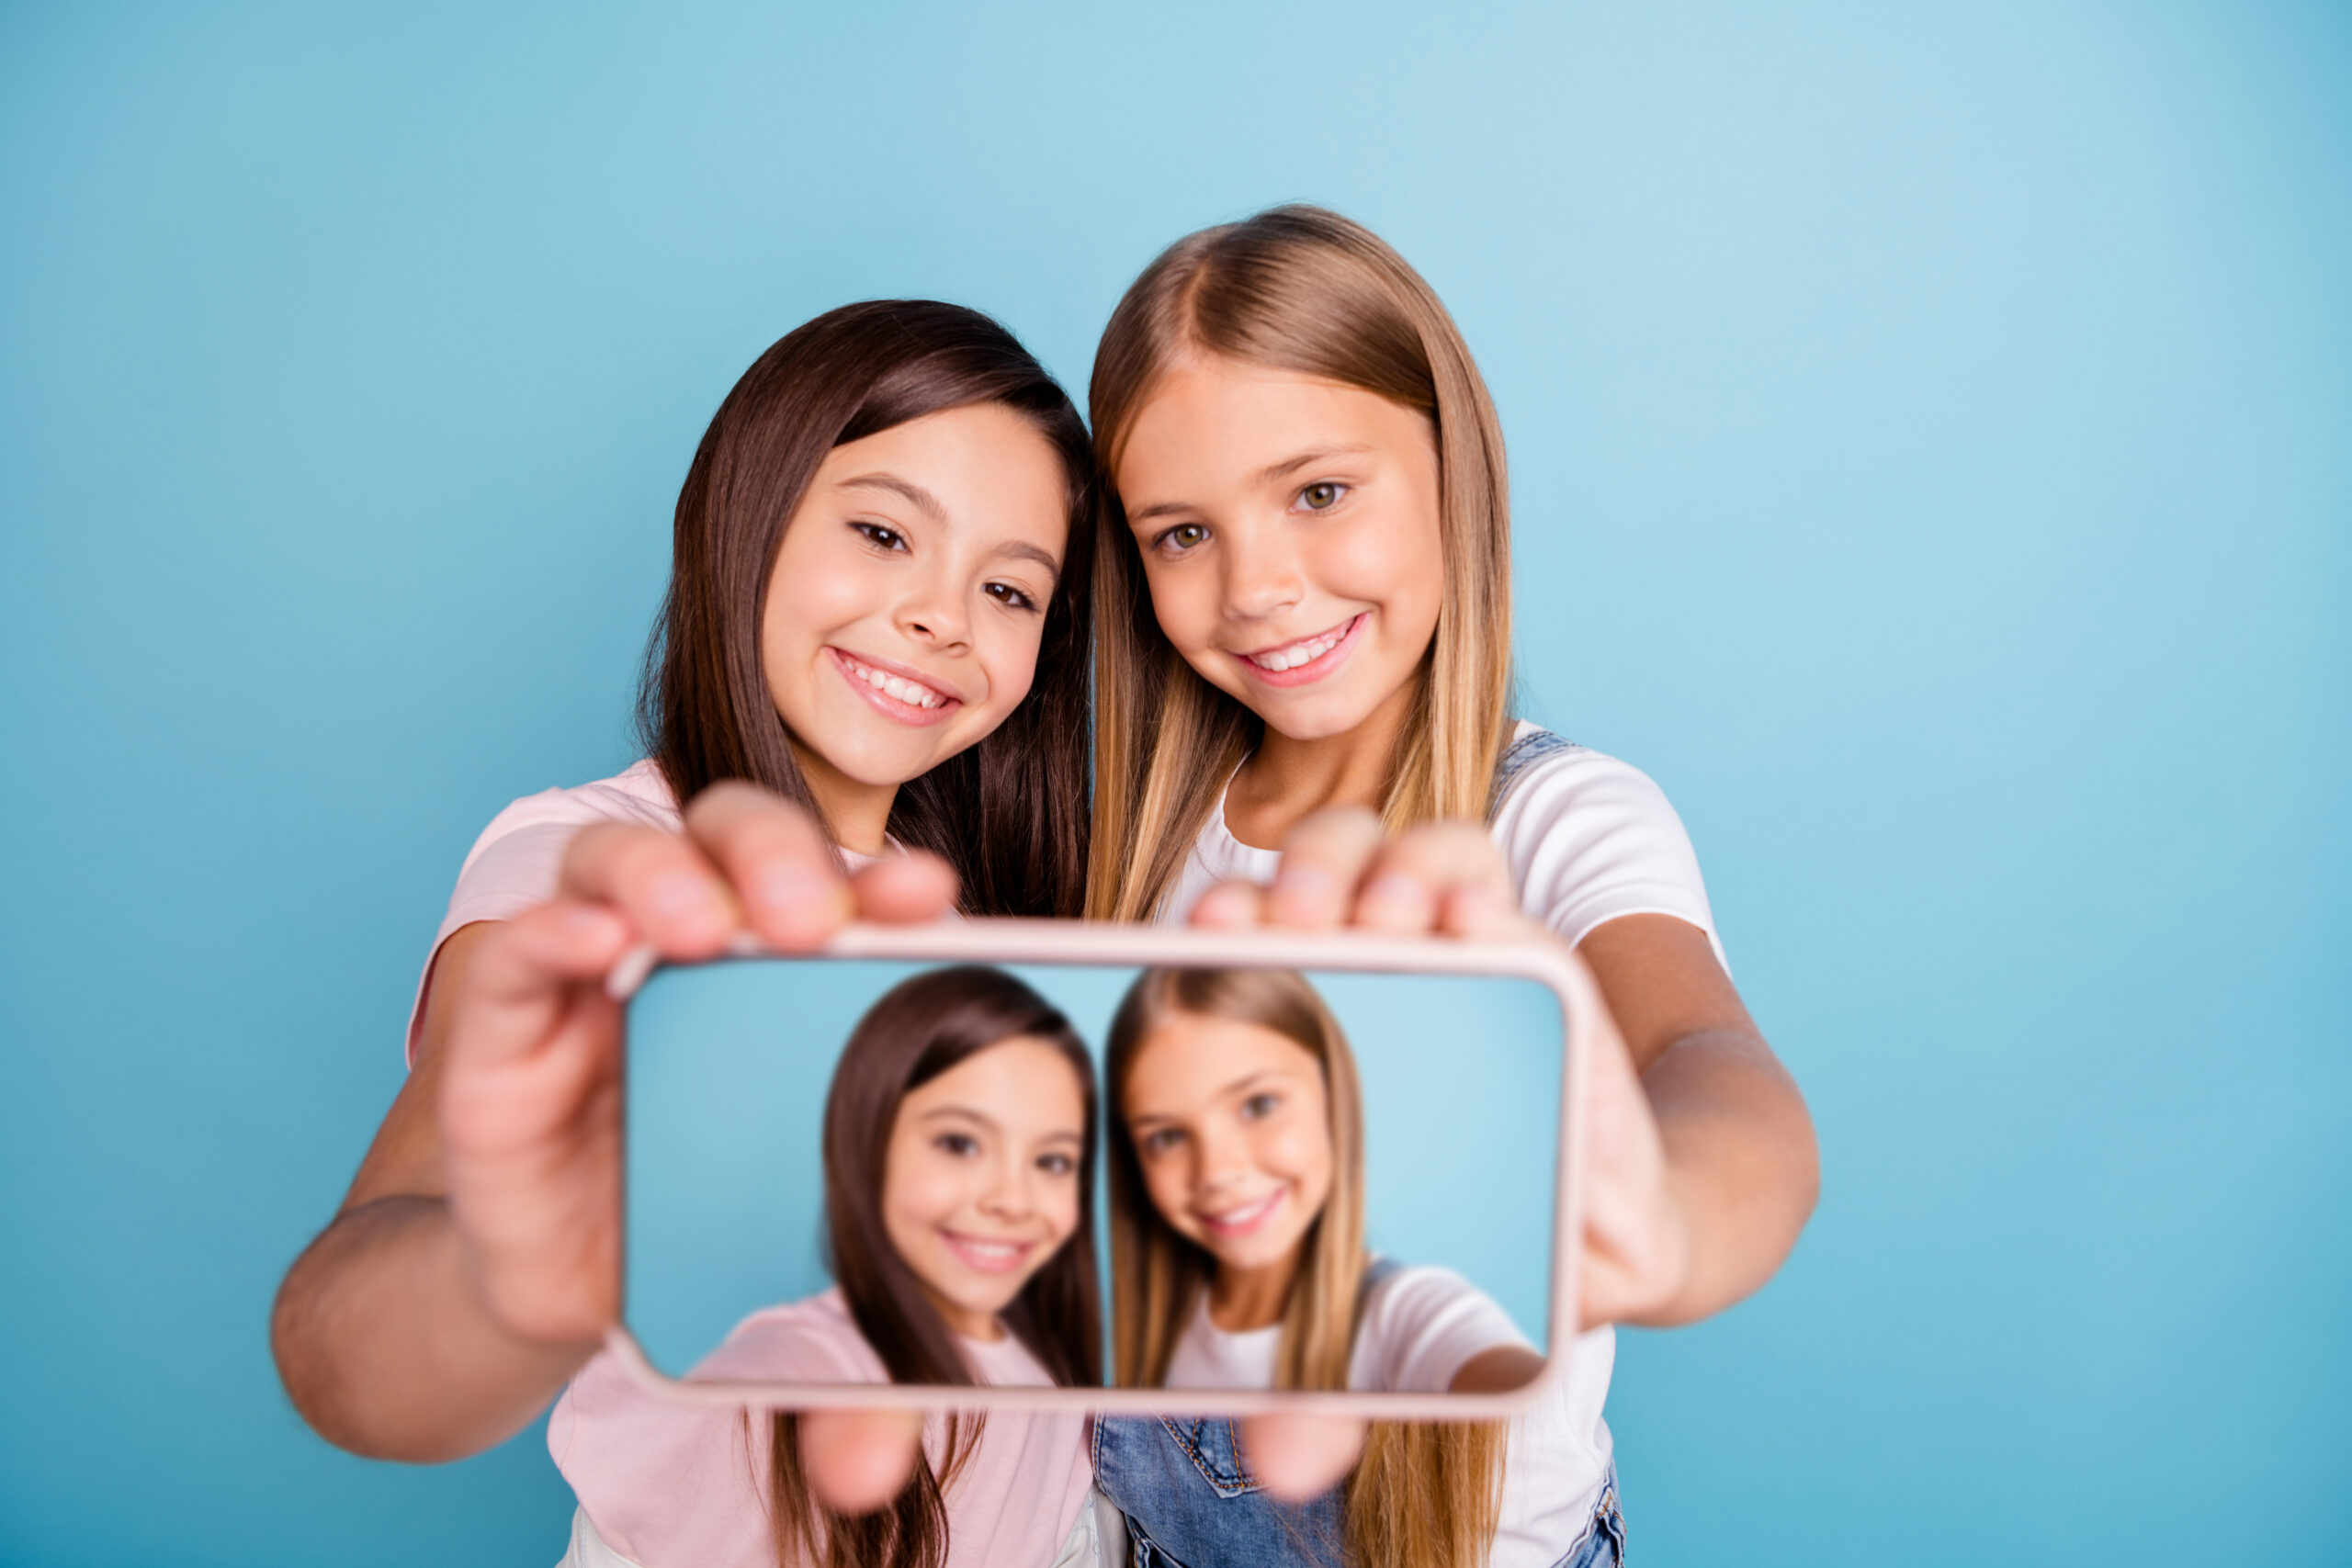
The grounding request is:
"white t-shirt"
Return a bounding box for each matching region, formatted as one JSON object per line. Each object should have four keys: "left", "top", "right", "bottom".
{"left": 549, "top": 1288, "right": 1092, "bottom": 1568}
{"left": 1164, "top": 1268, "right": 1607, "bottom": 1568}
{"left": 1155, "top": 723, "right": 1729, "bottom": 1560}
{"left": 1161, "top": 721, "right": 1726, "bottom": 972}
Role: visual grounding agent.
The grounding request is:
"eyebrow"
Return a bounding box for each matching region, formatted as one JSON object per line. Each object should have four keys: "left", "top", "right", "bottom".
{"left": 839, "top": 472, "right": 1063, "bottom": 584}
{"left": 1127, "top": 1069, "right": 1291, "bottom": 1128}
{"left": 920, "top": 1104, "right": 1000, "bottom": 1134}
{"left": 921, "top": 1104, "right": 1083, "bottom": 1144}
{"left": 839, "top": 472, "right": 946, "bottom": 521}
{"left": 1124, "top": 444, "right": 1378, "bottom": 527}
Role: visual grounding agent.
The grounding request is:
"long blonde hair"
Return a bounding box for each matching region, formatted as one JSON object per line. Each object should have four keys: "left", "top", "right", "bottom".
{"left": 1086, "top": 205, "right": 1517, "bottom": 921}
{"left": 1105, "top": 968, "right": 1506, "bottom": 1568}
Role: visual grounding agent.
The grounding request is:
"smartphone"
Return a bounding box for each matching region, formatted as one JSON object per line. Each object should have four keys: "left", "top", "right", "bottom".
{"left": 605, "top": 919, "right": 1595, "bottom": 1418}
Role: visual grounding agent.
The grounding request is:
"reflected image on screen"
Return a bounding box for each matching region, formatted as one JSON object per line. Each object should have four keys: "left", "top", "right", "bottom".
{"left": 625, "top": 958, "right": 1561, "bottom": 1395}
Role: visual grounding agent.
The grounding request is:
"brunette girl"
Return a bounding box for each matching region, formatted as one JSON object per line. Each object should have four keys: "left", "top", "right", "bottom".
{"left": 271, "top": 302, "right": 1096, "bottom": 1499}
{"left": 1084, "top": 207, "right": 1818, "bottom": 1562}
{"left": 1100, "top": 966, "right": 1567, "bottom": 1568}
{"left": 553, "top": 965, "right": 1101, "bottom": 1568}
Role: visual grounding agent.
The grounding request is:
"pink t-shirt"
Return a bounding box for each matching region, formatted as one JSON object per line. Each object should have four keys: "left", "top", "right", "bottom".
{"left": 406, "top": 761, "right": 684, "bottom": 1062}
{"left": 549, "top": 1290, "right": 1092, "bottom": 1568}
{"left": 404, "top": 761, "right": 900, "bottom": 1062}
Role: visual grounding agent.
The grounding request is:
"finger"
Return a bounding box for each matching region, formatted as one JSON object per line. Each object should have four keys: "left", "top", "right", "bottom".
{"left": 1265, "top": 807, "right": 1385, "bottom": 929}
{"left": 1351, "top": 820, "right": 1520, "bottom": 935}
{"left": 849, "top": 850, "right": 961, "bottom": 925}
{"left": 1437, "top": 882, "right": 1543, "bottom": 942}
{"left": 1239, "top": 1413, "right": 1368, "bottom": 1501}
{"left": 798, "top": 1410, "right": 924, "bottom": 1514}
{"left": 1188, "top": 880, "right": 1267, "bottom": 930}
{"left": 557, "top": 821, "right": 739, "bottom": 958}
{"left": 683, "top": 782, "right": 855, "bottom": 952}
{"left": 445, "top": 902, "right": 634, "bottom": 1077}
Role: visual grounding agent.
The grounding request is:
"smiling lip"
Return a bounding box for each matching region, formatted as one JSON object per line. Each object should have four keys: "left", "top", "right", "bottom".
{"left": 1196, "top": 1189, "right": 1285, "bottom": 1239}
{"left": 828, "top": 648, "right": 962, "bottom": 728}
{"left": 1235, "top": 614, "right": 1366, "bottom": 689}
{"left": 939, "top": 1230, "right": 1035, "bottom": 1275}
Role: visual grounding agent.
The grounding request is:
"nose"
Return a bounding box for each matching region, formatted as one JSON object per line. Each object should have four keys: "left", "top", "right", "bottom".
{"left": 978, "top": 1152, "right": 1036, "bottom": 1223}
{"left": 894, "top": 561, "right": 971, "bottom": 651}
{"left": 1193, "top": 1122, "right": 1250, "bottom": 1196}
{"left": 1220, "top": 519, "right": 1304, "bottom": 624}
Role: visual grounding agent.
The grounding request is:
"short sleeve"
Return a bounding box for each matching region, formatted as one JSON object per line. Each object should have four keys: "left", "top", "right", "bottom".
{"left": 1354, "top": 1267, "right": 1534, "bottom": 1393}
{"left": 547, "top": 1348, "right": 768, "bottom": 1568}
{"left": 548, "top": 1295, "right": 888, "bottom": 1568}
{"left": 1491, "top": 739, "right": 1729, "bottom": 973}
{"left": 404, "top": 762, "right": 682, "bottom": 1063}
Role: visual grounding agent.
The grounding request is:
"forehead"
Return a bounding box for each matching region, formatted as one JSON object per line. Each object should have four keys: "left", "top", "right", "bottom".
{"left": 1123, "top": 1012, "right": 1323, "bottom": 1109}
{"left": 899, "top": 1036, "right": 1087, "bottom": 1128}
{"left": 812, "top": 402, "right": 1071, "bottom": 558}
{"left": 1114, "top": 355, "right": 1433, "bottom": 499}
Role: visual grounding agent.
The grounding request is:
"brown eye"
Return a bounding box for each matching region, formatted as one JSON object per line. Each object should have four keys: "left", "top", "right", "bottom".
{"left": 1156, "top": 523, "right": 1209, "bottom": 555}
{"left": 1299, "top": 482, "right": 1344, "bottom": 511}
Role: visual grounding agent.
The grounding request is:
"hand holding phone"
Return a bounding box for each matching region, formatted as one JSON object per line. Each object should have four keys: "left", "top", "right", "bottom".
{"left": 435, "top": 785, "right": 958, "bottom": 1348}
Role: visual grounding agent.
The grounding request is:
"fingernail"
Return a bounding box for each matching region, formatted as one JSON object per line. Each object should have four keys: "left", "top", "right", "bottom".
{"left": 1362, "top": 873, "right": 1429, "bottom": 912}
{"left": 755, "top": 865, "right": 830, "bottom": 913}
{"left": 647, "top": 871, "right": 719, "bottom": 923}
{"left": 1272, "top": 862, "right": 1334, "bottom": 906}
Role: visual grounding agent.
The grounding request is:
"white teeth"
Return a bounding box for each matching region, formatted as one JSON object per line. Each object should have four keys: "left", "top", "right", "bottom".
{"left": 1249, "top": 625, "right": 1346, "bottom": 671}
{"left": 843, "top": 655, "right": 942, "bottom": 708}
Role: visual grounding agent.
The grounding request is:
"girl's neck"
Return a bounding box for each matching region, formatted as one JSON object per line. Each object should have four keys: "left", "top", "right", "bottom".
{"left": 788, "top": 739, "right": 899, "bottom": 858}
{"left": 1206, "top": 1251, "right": 1300, "bottom": 1333}
{"left": 918, "top": 1283, "right": 1007, "bottom": 1343}
{"left": 1222, "top": 676, "right": 1419, "bottom": 852}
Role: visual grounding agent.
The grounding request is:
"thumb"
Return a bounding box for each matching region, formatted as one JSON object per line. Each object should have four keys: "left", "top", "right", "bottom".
{"left": 797, "top": 1410, "right": 925, "bottom": 1515}
{"left": 1239, "top": 1413, "right": 1368, "bottom": 1501}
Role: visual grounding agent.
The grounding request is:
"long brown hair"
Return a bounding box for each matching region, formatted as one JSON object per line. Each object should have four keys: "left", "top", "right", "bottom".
{"left": 1086, "top": 207, "right": 1516, "bottom": 920}
{"left": 1104, "top": 967, "right": 1505, "bottom": 1568}
{"left": 765, "top": 965, "right": 1102, "bottom": 1568}
{"left": 640, "top": 300, "right": 1096, "bottom": 917}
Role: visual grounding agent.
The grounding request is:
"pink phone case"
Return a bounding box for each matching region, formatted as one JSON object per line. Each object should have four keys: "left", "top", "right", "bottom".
{"left": 603, "top": 917, "right": 1595, "bottom": 1419}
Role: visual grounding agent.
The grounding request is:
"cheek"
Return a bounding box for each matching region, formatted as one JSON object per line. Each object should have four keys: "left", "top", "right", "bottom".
{"left": 1140, "top": 1155, "right": 1195, "bottom": 1222}
{"left": 1042, "top": 1179, "right": 1080, "bottom": 1243}
{"left": 1261, "top": 1121, "right": 1333, "bottom": 1199}
{"left": 1139, "top": 559, "right": 1218, "bottom": 649}
{"left": 883, "top": 1155, "right": 969, "bottom": 1243}
{"left": 976, "top": 615, "right": 1046, "bottom": 713}
{"left": 1320, "top": 506, "right": 1443, "bottom": 609}
{"left": 763, "top": 541, "right": 885, "bottom": 668}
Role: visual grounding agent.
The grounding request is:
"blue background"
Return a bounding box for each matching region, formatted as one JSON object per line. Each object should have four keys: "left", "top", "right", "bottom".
{"left": 625, "top": 961, "right": 1563, "bottom": 1377}
{"left": 2, "top": 2, "right": 2346, "bottom": 1562}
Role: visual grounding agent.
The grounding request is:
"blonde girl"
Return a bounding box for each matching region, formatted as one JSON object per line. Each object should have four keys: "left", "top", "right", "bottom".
{"left": 1101, "top": 966, "right": 1566, "bottom": 1568}
{"left": 1085, "top": 207, "right": 1819, "bottom": 1561}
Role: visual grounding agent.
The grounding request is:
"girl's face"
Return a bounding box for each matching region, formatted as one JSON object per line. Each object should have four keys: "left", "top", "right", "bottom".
{"left": 881, "top": 1037, "right": 1087, "bottom": 1340}
{"left": 1114, "top": 356, "right": 1446, "bottom": 744}
{"left": 1121, "top": 1011, "right": 1335, "bottom": 1280}
{"left": 762, "top": 402, "right": 1069, "bottom": 814}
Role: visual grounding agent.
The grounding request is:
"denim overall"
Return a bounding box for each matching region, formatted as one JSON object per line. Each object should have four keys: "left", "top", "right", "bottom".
{"left": 1091, "top": 1257, "right": 1626, "bottom": 1567}
{"left": 1090, "top": 1258, "right": 1404, "bottom": 1568}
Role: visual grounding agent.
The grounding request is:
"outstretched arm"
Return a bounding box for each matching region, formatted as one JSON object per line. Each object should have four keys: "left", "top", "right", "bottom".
{"left": 270, "top": 784, "right": 957, "bottom": 1465}
{"left": 1192, "top": 809, "right": 1818, "bottom": 1495}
